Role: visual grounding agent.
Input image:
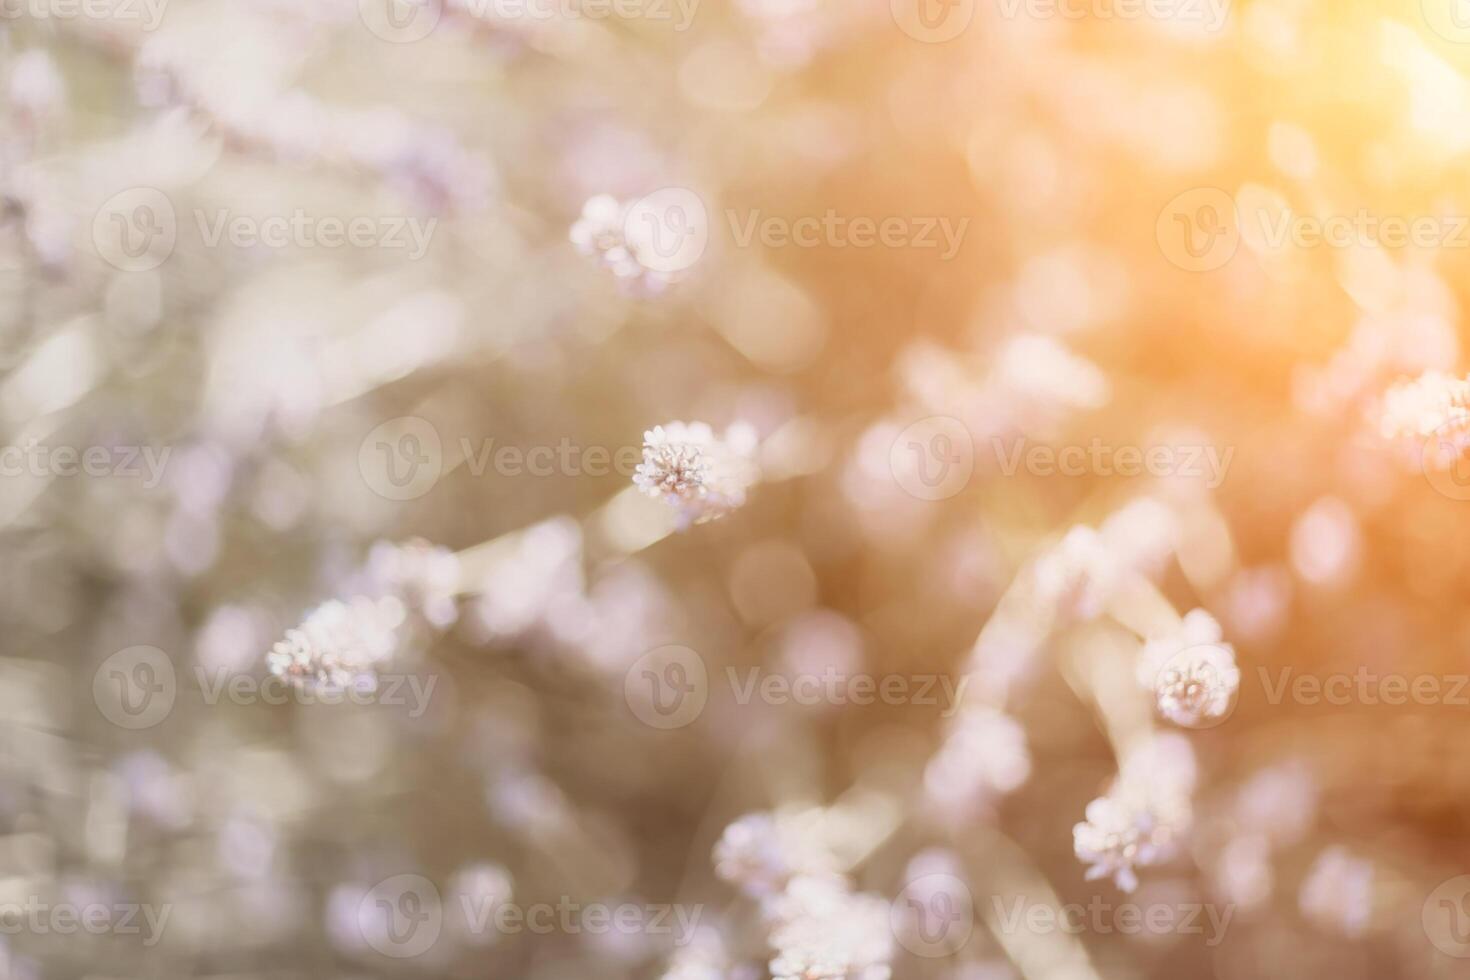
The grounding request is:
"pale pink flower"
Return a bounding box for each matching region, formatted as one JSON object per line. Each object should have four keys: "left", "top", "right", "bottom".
{"left": 1299, "top": 846, "right": 1373, "bottom": 938}
{"left": 266, "top": 595, "right": 404, "bottom": 692}
{"left": 634, "top": 422, "right": 758, "bottom": 528}
{"left": 1032, "top": 526, "right": 1118, "bottom": 622}
{"left": 1137, "top": 609, "right": 1239, "bottom": 728}
{"left": 924, "top": 708, "right": 1031, "bottom": 818}
{"left": 1072, "top": 794, "right": 1172, "bottom": 893}
{"left": 766, "top": 876, "right": 893, "bottom": 980}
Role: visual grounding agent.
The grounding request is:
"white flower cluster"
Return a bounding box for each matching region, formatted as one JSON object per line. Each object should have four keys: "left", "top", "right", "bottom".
{"left": 1073, "top": 736, "right": 1195, "bottom": 892}
{"left": 1136, "top": 608, "right": 1240, "bottom": 728}
{"left": 634, "top": 422, "right": 759, "bottom": 528}
{"left": 1298, "top": 846, "right": 1373, "bottom": 938}
{"left": 1377, "top": 371, "right": 1470, "bottom": 468}
{"left": 1032, "top": 525, "right": 1119, "bottom": 623}
{"left": 366, "top": 538, "right": 461, "bottom": 630}
{"left": 570, "top": 194, "right": 687, "bottom": 294}
{"left": 711, "top": 813, "right": 892, "bottom": 980}
{"left": 266, "top": 595, "right": 404, "bottom": 692}
{"left": 265, "top": 539, "right": 462, "bottom": 692}
{"left": 923, "top": 707, "right": 1031, "bottom": 820}
{"left": 1377, "top": 371, "right": 1470, "bottom": 441}
{"left": 765, "top": 875, "right": 892, "bottom": 980}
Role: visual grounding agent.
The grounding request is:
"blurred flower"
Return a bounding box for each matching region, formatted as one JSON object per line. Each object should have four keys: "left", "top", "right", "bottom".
{"left": 1377, "top": 371, "right": 1470, "bottom": 442}
{"left": 1298, "top": 846, "right": 1373, "bottom": 938}
{"left": 266, "top": 595, "right": 404, "bottom": 691}
{"left": 1377, "top": 371, "right": 1470, "bottom": 471}
{"left": 634, "top": 422, "right": 758, "bottom": 528}
{"left": 366, "top": 539, "right": 461, "bottom": 630}
{"left": 8, "top": 51, "right": 65, "bottom": 125}
{"left": 1137, "top": 609, "right": 1239, "bottom": 728}
{"left": 765, "top": 875, "right": 893, "bottom": 980}
{"left": 571, "top": 194, "right": 686, "bottom": 294}
{"left": 1073, "top": 794, "right": 1173, "bottom": 894}
{"left": 924, "top": 708, "right": 1031, "bottom": 819}
{"left": 714, "top": 812, "right": 819, "bottom": 898}
{"left": 1032, "top": 526, "right": 1118, "bottom": 622}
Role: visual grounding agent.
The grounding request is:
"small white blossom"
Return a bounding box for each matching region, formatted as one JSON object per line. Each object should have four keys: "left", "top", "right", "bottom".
{"left": 571, "top": 193, "right": 681, "bottom": 294}
{"left": 924, "top": 708, "right": 1031, "bottom": 818}
{"left": 1032, "top": 525, "right": 1118, "bottom": 622}
{"left": 713, "top": 812, "right": 828, "bottom": 897}
{"left": 634, "top": 422, "right": 758, "bottom": 528}
{"left": 1137, "top": 609, "right": 1239, "bottom": 728}
{"left": 9, "top": 50, "right": 66, "bottom": 123}
{"left": 1377, "top": 371, "right": 1470, "bottom": 444}
{"left": 1072, "top": 794, "right": 1174, "bottom": 894}
{"left": 766, "top": 876, "right": 893, "bottom": 980}
{"left": 1299, "top": 846, "right": 1373, "bottom": 938}
{"left": 266, "top": 595, "right": 404, "bottom": 692}
{"left": 367, "top": 538, "right": 461, "bottom": 629}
